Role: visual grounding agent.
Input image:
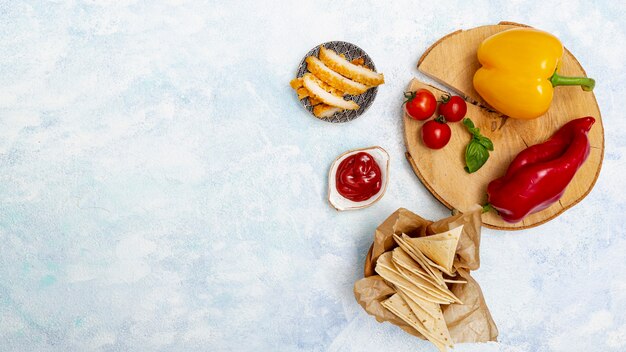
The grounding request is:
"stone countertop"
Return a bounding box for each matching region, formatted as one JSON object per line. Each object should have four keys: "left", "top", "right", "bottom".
{"left": 1, "top": 1, "right": 625, "bottom": 351}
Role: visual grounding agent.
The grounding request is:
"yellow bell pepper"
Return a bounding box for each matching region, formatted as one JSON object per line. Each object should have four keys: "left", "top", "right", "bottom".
{"left": 473, "top": 28, "right": 595, "bottom": 120}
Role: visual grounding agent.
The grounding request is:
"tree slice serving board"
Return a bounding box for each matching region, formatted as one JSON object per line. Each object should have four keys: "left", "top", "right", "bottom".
{"left": 404, "top": 22, "right": 604, "bottom": 230}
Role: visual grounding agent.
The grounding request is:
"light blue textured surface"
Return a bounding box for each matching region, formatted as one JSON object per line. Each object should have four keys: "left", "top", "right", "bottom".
{"left": 1, "top": 1, "right": 625, "bottom": 351}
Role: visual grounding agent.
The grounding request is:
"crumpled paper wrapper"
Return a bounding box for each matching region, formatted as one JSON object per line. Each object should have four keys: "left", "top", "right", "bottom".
{"left": 354, "top": 207, "right": 498, "bottom": 343}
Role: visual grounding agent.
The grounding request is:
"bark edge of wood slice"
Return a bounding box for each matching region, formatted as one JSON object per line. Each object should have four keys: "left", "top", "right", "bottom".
{"left": 404, "top": 21, "right": 604, "bottom": 231}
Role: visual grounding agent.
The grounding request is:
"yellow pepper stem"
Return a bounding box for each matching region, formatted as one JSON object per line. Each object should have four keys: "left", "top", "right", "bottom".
{"left": 550, "top": 71, "right": 596, "bottom": 91}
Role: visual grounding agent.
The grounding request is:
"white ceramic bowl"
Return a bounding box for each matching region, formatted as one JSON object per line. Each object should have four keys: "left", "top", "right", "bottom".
{"left": 328, "top": 146, "right": 390, "bottom": 211}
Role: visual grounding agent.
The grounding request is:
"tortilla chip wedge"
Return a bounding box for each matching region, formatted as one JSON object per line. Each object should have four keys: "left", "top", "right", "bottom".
{"left": 444, "top": 278, "right": 468, "bottom": 284}
{"left": 392, "top": 248, "right": 440, "bottom": 286}
{"left": 393, "top": 233, "right": 446, "bottom": 286}
{"left": 396, "top": 284, "right": 443, "bottom": 320}
{"left": 392, "top": 248, "right": 460, "bottom": 303}
{"left": 402, "top": 225, "right": 463, "bottom": 275}
{"left": 397, "top": 289, "right": 453, "bottom": 349}
{"left": 382, "top": 294, "right": 448, "bottom": 352}
{"left": 396, "top": 264, "right": 462, "bottom": 304}
{"left": 376, "top": 253, "right": 451, "bottom": 305}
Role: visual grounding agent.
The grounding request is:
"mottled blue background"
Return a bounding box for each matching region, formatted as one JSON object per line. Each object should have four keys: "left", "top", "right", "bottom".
{"left": 1, "top": 1, "right": 625, "bottom": 351}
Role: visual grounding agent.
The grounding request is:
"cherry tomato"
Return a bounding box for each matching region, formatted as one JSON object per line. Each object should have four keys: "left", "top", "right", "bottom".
{"left": 437, "top": 94, "right": 467, "bottom": 122}
{"left": 421, "top": 119, "right": 451, "bottom": 149}
{"left": 404, "top": 89, "right": 437, "bottom": 121}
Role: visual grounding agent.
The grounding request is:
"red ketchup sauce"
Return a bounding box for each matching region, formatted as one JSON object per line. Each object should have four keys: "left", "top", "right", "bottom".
{"left": 335, "top": 152, "right": 382, "bottom": 202}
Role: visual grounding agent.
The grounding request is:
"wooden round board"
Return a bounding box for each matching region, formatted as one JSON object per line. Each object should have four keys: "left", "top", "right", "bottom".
{"left": 404, "top": 22, "right": 604, "bottom": 230}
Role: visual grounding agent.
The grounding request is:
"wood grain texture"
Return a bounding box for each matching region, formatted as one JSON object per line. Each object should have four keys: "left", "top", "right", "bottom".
{"left": 405, "top": 22, "right": 604, "bottom": 230}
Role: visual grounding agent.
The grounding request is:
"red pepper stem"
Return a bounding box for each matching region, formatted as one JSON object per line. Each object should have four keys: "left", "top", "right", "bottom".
{"left": 550, "top": 72, "right": 595, "bottom": 92}
{"left": 482, "top": 203, "right": 494, "bottom": 214}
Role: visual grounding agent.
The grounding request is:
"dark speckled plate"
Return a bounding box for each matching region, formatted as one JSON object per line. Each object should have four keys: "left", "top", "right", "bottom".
{"left": 296, "top": 41, "right": 379, "bottom": 123}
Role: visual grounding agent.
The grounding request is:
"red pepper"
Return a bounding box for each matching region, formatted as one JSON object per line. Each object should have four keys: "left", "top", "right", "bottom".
{"left": 487, "top": 116, "right": 595, "bottom": 223}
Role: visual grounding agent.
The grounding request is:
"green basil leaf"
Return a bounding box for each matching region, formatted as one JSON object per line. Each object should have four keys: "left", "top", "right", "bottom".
{"left": 463, "top": 118, "right": 482, "bottom": 137}
{"left": 463, "top": 118, "right": 475, "bottom": 130}
{"left": 462, "top": 118, "right": 494, "bottom": 173}
{"left": 477, "top": 136, "right": 494, "bottom": 151}
{"left": 465, "top": 141, "right": 490, "bottom": 173}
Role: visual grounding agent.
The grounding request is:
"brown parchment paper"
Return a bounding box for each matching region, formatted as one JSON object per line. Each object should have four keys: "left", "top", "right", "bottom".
{"left": 354, "top": 207, "right": 498, "bottom": 343}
